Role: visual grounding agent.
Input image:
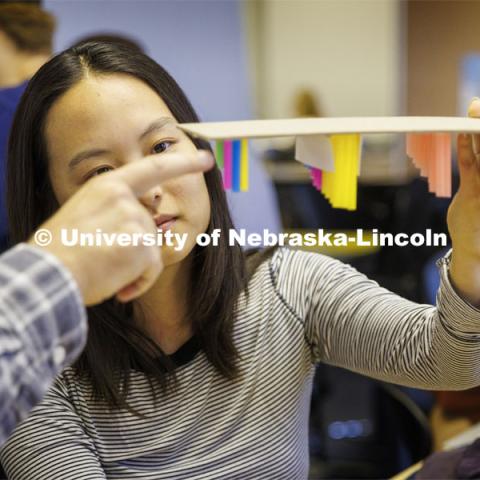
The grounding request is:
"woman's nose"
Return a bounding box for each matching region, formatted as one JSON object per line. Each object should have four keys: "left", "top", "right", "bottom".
{"left": 140, "top": 186, "right": 163, "bottom": 211}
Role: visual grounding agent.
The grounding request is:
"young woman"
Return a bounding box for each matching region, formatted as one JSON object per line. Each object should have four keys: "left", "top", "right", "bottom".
{"left": 2, "top": 41, "right": 480, "bottom": 480}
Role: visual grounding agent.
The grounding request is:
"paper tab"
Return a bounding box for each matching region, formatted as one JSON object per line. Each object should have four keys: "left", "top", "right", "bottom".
{"left": 223, "top": 140, "right": 233, "bottom": 190}
{"left": 232, "top": 140, "right": 241, "bottom": 192}
{"left": 240, "top": 138, "right": 249, "bottom": 191}
{"left": 406, "top": 133, "right": 451, "bottom": 197}
{"left": 215, "top": 140, "right": 224, "bottom": 169}
{"left": 295, "top": 134, "right": 334, "bottom": 171}
{"left": 309, "top": 167, "right": 323, "bottom": 190}
{"left": 321, "top": 134, "right": 361, "bottom": 211}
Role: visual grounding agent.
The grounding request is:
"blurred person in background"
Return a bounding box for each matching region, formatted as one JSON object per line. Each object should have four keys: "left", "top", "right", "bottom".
{"left": 0, "top": 2, "right": 55, "bottom": 252}
{"left": 264, "top": 87, "right": 325, "bottom": 229}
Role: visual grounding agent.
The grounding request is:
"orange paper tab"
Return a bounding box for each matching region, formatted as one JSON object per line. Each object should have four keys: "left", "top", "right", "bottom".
{"left": 406, "top": 133, "right": 451, "bottom": 198}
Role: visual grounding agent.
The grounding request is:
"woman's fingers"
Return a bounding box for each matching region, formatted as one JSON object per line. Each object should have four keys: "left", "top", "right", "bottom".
{"left": 456, "top": 99, "right": 480, "bottom": 196}
{"left": 110, "top": 150, "right": 214, "bottom": 197}
{"left": 468, "top": 98, "right": 480, "bottom": 166}
{"left": 457, "top": 133, "right": 478, "bottom": 197}
{"left": 116, "top": 247, "right": 163, "bottom": 302}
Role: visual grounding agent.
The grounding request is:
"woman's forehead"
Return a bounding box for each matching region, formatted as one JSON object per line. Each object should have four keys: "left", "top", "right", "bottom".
{"left": 45, "top": 74, "right": 174, "bottom": 151}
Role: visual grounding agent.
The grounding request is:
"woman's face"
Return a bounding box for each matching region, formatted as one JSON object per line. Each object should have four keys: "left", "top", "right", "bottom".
{"left": 45, "top": 73, "right": 211, "bottom": 266}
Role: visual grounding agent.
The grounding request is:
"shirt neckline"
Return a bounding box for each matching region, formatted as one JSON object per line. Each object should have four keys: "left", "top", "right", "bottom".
{"left": 167, "top": 334, "right": 201, "bottom": 368}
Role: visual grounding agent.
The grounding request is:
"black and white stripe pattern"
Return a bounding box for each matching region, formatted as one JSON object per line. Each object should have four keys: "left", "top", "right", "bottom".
{"left": 2, "top": 247, "right": 480, "bottom": 479}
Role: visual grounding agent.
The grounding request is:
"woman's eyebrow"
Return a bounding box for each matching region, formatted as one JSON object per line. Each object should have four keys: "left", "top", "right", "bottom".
{"left": 68, "top": 148, "right": 109, "bottom": 171}
{"left": 139, "top": 117, "right": 177, "bottom": 140}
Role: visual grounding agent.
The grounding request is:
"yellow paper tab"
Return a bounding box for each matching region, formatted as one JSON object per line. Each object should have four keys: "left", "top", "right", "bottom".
{"left": 321, "top": 134, "right": 361, "bottom": 210}
{"left": 240, "top": 138, "right": 249, "bottom": 191}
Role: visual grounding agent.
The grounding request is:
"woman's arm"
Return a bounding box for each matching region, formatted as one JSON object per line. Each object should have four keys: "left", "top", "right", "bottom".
{"left": 0, "top": 376, "right": 106, "bottom": 480}
{"left": 444, "top": 99, "right": 480, "bottom": 305}
{"left": 272, "top": 247, "right": 480, "bottom": 391}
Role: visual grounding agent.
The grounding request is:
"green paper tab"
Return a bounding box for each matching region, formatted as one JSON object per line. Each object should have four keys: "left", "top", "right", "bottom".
{"left": 215, "top": 141, "right": 224, "bottom": 168}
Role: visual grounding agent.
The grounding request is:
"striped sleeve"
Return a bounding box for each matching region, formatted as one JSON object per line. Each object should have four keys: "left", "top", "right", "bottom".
{"left": 0, "top": 376, "right": 106, "bottom": 480}
{"left": 271, "top": 247, "right": 480, "bottom": 390}
{"left": 0, "top": 243, "right": 87, "bottom": 445}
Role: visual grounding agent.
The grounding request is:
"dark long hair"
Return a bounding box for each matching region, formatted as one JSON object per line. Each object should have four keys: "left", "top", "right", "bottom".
{"left": 7, "top": 41, "right": 248, "bottom": 408}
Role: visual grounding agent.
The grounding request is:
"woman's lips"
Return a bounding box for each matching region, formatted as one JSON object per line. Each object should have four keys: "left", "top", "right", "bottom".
{"left": 155, "top": 215, "right": 177, "bottom": 232}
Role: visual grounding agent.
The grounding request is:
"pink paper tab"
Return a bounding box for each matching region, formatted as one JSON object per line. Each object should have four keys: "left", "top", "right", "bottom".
{"left": 223, "top": 140, "right": 233, "bottom": 190}
{"left": 309, "top": 167, "right": 322, "bottom": 190}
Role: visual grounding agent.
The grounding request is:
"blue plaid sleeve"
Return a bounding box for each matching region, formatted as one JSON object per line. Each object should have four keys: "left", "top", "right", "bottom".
{"left": 0, "top": 243, "right": 87, "bottom": 445}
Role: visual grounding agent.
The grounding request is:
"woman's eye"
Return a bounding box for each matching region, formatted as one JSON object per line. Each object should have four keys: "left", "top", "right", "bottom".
{"left": 87, "top": 166, "right": 113, "bottom": 179}
{"left": 152, "top": 141, "right": 173, "bottom": 154}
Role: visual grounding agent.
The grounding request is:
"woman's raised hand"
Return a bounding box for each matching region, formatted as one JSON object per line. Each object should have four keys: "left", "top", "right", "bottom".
{"left": 448, "top": 98, "right": 480, "bottom": 305}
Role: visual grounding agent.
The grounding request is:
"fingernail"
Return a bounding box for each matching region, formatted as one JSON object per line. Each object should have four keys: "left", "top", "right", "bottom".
{"left": 470, "top": 97, "right": 480, "bottom": 109}
{"left": 468, "top": 102, "right": 480, "bottom": 116}
{"left": 472, "top": 134, "right": 480, "bottom": 155}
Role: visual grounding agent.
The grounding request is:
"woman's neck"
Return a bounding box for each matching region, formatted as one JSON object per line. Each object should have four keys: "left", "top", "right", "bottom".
{"left": 133, "top": 256, "right": 193, "bottom": 355}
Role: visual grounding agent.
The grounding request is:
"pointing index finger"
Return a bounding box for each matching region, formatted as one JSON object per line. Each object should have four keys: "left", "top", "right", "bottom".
{"left": 108, "top": 150, "right": 214, "bottom": 196}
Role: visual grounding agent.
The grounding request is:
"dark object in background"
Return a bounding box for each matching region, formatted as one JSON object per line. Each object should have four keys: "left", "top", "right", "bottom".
{"left": 436, "top": 388, "right": 480, "bottom": 423}
{"left": 416, "top": 438, "right": 480, "bottom": 479}
{"left": 266, "top": 143, "right": 457, "bottom": 302}
{"left": 416, "top": 446, "right": 465, "bottom": 479}
{"left": 309, "top": 366, "right": 433, "bottom": 479}
{"left": 273, "top": 177, "right": 453, "bottom": 302}
{"left": 456, "top": 438, "right": 480, "bottom": 478}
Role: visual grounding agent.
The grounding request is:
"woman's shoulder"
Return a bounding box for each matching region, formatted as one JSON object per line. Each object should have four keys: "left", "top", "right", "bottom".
{"left": 41, "top": 366, "right": 92, "bottom": 406}
{"left": 245, "top": 246, "right": 342, "bottom": 292}
{"left": 267, "top": 246, "right": 340, "bottom": 277}
{"left": 244, "top": 246, "right": 287, "bottom": 284}
{"left": 245, "top": 246, "right": 278, "bottom": 275}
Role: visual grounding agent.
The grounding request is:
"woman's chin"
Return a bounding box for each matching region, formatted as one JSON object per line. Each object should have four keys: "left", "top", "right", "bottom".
{"left": 159, "top": 243, "right": 193, "bottom": 267}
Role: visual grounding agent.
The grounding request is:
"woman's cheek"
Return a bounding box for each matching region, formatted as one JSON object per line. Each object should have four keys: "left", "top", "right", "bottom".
{"left": 171, "top": 174, "right": 207, "bottom": 203}
{"left": 175, "top": 176, "right": 210, "bottom": 229}
{"left": 49, "top": 175, "right": 71, "bottom": 206}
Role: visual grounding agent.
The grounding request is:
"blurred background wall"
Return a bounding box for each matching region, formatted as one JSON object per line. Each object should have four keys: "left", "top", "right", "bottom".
{"left": 46, "top": 0, "right": 252, "bottom": 122}
{"left": 247, "top": 0, "right": 403, "bottom": 118}
{"left": 407, "top": 0, "right": 480, "bottom": 116}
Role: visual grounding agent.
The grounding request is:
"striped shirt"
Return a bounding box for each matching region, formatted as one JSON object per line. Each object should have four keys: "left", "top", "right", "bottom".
{"left": 0, "top": 243, "right": 87, "bottom": 445}
{"left": 2, "top": 247, "right": 480, "bottom": 479}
